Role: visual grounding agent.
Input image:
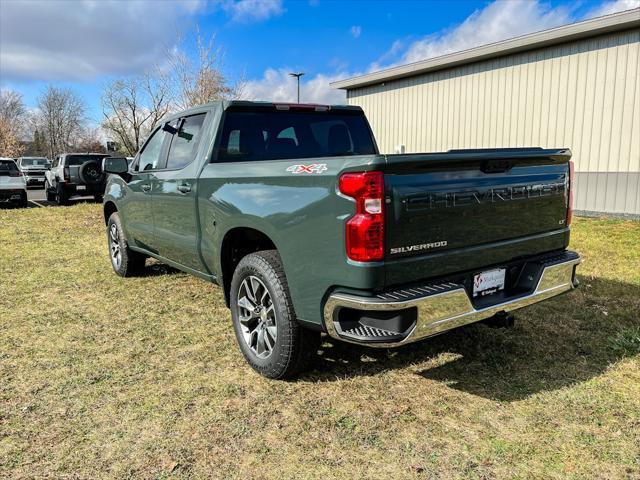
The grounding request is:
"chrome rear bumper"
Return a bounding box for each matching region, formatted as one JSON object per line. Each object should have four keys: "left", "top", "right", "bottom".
{"left": 323, "top": 253, "right": 580, "bottom": 347}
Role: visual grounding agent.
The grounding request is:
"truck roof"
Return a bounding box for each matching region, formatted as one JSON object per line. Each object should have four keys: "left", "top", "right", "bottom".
{"left": 165, "top": 100, "right": 363, "bottom": 121}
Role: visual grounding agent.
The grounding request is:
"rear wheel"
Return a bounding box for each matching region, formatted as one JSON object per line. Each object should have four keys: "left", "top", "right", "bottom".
{"left": 107, "top": 212, "right": 146, "bottom": 277}
{"left": 55, "top": 185, "right": 69, "bottom": 205}
{"left": 230, "top": 250, "right": 320, "bottom": 379}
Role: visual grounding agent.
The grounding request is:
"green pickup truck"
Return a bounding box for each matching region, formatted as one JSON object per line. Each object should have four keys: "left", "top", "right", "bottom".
{"left": 102, "top": 101, "right": 580, "bottom": 379}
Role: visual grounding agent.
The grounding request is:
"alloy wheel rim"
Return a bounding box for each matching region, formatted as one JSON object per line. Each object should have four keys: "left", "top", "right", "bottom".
{"left": 109, "top": 223, "right": 122, "bottom": 269}
{"left": 237, "top": 275, "right": 277, "bottom": 359}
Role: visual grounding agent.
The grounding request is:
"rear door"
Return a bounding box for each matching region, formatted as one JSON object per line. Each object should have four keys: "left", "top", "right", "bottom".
{"left": 151, "top": 113, "right": 208, "bottom": 270}
{"left": 123, "top": 126, "right": 171, "bottom": 252}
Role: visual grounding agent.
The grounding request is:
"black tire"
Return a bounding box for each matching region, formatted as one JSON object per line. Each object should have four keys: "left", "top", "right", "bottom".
{"left": 55, "top": 185, "right": 69, "bottom": 205}
{"left": 106, "top": 212, "right": 146, "bottom": 277}
{"left": 18, "top": 191, "right": 28, "bottom": 208}
{"left": 230, "top": 250, "right": 320, "bottom": 379}
{"left": 44, "top": 180, "right": 55, "bottom": 201}
{"left": 94, "top": 194, "right": 103, "bottom": 203}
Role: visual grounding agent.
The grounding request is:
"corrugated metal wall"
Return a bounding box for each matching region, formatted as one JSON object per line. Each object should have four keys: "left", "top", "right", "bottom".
{"left": 347, "top": 28, "right": 640, "bottom": 217}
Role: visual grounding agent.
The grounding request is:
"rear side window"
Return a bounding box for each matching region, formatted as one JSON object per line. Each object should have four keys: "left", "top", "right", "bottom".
{"left": 216, "top": 109, "right": 376, "bottom": 162}
{"left": 0, "top": 160, "right": 18, "bottom": 175}
{"left": 165, "top": 114, "right": 206, "bottom": 170}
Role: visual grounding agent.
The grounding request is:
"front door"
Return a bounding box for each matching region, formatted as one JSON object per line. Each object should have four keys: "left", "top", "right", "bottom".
{"left": 151, "top": 113, "right": 208, "bottom": 271}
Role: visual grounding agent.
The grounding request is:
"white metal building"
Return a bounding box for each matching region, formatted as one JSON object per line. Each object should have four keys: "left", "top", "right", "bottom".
{"left": 332, "top": 10, "right": 640, "bottom": 218}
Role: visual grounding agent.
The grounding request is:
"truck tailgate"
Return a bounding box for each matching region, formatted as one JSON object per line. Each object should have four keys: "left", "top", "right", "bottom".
{"left": 384, "top": 148, "right": 572, "bottom": 286}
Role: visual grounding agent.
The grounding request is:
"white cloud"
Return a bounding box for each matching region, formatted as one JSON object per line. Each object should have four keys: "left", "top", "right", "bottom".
{"left": 393, "top": 0, "right": 573, "bottom": 65}
{"left": 0, "top": 0, "right": 204, "bottom": 82}
{"left": 350, "top": 26, "right": 362, "bottom": 39}
{"left": 374, "top": 0, "right": 639, "bottom": 68}
{"left": 221, "top": 0, "right": 285, "bottom": 23}
{"left": 585, "top": 0, "right": 640, "bottom": 17}
{"left": 0, "top": 0, "right": 284, "bottom": 82}
{"left": 242, "top": 68, "right": 347, "bottom": 104}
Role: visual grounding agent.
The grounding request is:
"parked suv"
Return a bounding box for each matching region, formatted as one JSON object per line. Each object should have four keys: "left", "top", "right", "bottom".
{"left": 16, "top": 156, "right": 50, "bottom": 186}
{"left": 0, "top": 158, "right": 28, "bottom": 208}
{"left": 45, "top": 153, "right": 111, "bottom": 205}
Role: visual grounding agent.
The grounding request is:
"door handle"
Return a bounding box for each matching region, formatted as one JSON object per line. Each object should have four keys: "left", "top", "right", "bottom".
{"left": 141, "top": 184, "right": 151, "bottom": 192}
{"left": 177, "top": 184, "right": 191, "bottom": 193}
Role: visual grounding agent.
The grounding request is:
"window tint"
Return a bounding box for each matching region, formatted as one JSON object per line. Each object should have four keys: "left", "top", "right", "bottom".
{"left": 66, "top": 155, "right": 109, "bottom": 166}
{"left": 165, "top": 114, "right": 206, "bottom": 170}
{"left": 216, "top": 109, "right": 376, "bottom": 162}
{"left": 20, "top": 158, "right": 49, "bottom": 167}
{"left": 0, "top": 160, "right": 18, "bottom": 175}
{"left": 138, "top": 128, "right": 167, "bottom": 171}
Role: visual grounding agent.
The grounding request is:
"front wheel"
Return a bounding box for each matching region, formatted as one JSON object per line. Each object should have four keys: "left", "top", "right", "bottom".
{"left": 230, "top": 250, "right": 320, "bottom": 379}
{"left": 107, "top": 212, "right": 146, "bottom": 277}
{"left": 18, "top": 191, "right": 28, "bottom": 208}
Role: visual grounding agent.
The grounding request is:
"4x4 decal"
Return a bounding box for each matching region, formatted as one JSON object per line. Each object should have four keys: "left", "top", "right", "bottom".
{"left": 286, "top": 164, "right": 327, "bottom": 174}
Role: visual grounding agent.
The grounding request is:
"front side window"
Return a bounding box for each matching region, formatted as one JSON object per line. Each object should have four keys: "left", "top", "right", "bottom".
{"left": 165, "top": 114, "right": 206, "bottom": 170}
{"left": 137, "top": 128, "right": 167, "bottom": 171}
{"left": 216, "top": 109, "right": 376, "bottom": 162}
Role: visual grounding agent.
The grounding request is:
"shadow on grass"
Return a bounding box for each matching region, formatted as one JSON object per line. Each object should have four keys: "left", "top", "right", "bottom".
{"left": 306, "top": 277, "right": 640, "bottom": 401}
{"left": 138, "top": 261, "right": 182, "bottom": 277}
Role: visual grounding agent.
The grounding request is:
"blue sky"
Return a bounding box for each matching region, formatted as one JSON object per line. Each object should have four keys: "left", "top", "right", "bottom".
{"left": 1, "top": 0, "right": 638, "bottom": 125}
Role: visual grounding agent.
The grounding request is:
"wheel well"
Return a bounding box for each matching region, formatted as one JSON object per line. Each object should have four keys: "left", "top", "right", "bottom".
{"left": 103, "top": 201, "right": 117, "bottom": 225}
{"left": 221, "top": 227, "right": 276, "bottom": 307}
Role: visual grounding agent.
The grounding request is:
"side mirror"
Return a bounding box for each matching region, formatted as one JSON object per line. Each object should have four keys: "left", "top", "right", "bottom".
{"left": 103, "top": 157, "right": 129, "bottom": 174}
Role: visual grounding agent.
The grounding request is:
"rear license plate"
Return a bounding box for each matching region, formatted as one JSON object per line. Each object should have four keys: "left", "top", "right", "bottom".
{"left": 76, "top": 185, "right": 86, "bottom": 191}
{"left": 473, "top": 268, "right": 506, "bottom": 297}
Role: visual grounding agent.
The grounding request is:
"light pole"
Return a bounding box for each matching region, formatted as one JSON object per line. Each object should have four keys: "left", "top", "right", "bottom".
{"left": 289, "top": 72, "right": 305, "bottom": 103}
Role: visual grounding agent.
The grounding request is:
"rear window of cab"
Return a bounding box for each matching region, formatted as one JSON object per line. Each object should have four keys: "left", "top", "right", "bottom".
{"left": 216, "top": 108, "right": 377, "bottom": 162}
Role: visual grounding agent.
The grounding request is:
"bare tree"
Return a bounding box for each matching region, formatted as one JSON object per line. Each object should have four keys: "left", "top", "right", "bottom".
{"left": 76, "top": 127, "right": 106, "bottom": 154}
{"left": 166, "top": 31, "right": 243, "bottom": 110}
{"left": 33, "top": 86, "right": 85, "bottom": 159}
{"left": 101, "top": 71, "right": 172, "bottom": 156}
{"left": 0, "top": 119, "right": 25, "bottom": 158}
{"left": 0, "top": 89, "right": 27, "bottom": 157}
{"left": 100, "top": 30, "right": 240, "bottom": 156}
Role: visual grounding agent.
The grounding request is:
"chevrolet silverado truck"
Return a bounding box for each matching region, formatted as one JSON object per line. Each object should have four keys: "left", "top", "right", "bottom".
{"left": 45, "top": 153, "right": 111, "bottom": 205}
{"left": 102, "top": 101, "right": 580, "bottom": 379}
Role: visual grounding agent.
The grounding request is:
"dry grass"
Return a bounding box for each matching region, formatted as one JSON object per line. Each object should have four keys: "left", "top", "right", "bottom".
{"left": 1, "top": 205, "right": 639, "bottom": 479}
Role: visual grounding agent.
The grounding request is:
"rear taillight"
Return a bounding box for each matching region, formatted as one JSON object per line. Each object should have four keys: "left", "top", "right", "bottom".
{"left": 9, "top": 170, "right": 22, "bottom": 177}
{"left": 566, "top": 160, "right": 574, "bottom": 226}
{"left": 339, "top": 171, "right": 385, "bottom": 262}
{"left": 63, "top": 166, "right": 70, "bottom": 183}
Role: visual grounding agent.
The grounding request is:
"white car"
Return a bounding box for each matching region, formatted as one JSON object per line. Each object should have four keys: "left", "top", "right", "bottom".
{"left": 0, "top": 157, "right": 28, "bottom": 208}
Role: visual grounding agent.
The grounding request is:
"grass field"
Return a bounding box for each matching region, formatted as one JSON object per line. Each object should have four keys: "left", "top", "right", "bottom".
{"left": 1, "top": 204, "right": 639, "bottom": 479}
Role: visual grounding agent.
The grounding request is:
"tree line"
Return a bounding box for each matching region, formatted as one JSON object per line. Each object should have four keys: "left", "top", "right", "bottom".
{"left": 0, "top": 33, "right": 241, "bottom": 159}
